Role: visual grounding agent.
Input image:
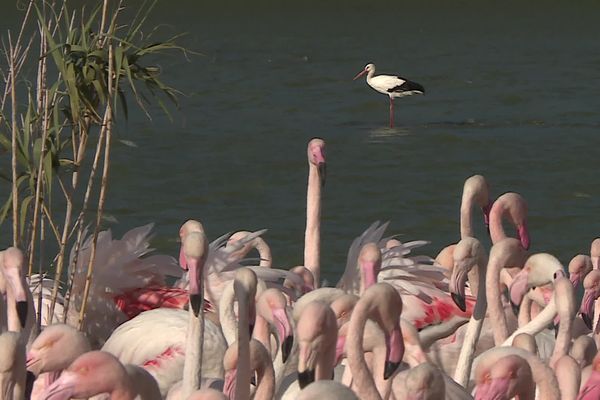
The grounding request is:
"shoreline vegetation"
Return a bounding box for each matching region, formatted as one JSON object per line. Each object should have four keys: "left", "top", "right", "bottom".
{"left": 0, "top": 0, "right": 186, "bottom": 332}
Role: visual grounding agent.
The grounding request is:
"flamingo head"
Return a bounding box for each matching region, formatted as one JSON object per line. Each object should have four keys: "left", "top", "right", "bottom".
{"left": 296, "top": 302, "right": 337, "bottom": 388}
{"left": 580, "top": 270, "right": 600, "bottom": 330}
{"left": 474, "top": 355, "right": 532, "bottom": 400}
{"left": 41, "top": 351, "right": 130, "bottom": 400}
{"left": 359, "top": 243, "right": 382, "bottom": 292}
{"left": 1, "top": 247, "right": 28, "bottom": 328}
{"left": 257, "top": 288, "right": 294, "bottom": 363}
{"left": 363, "top": 283, "right": 404, "bottom": 380}
{"left": 449, "top": 238, "right": 481, "bottom": 312}
{"left": 508, "top": 253, "right": 565, "bottom": 310}
{"left": 178, "top": 219, "right": 204, "bottom": 270}
{"left": 183, "top": 231, "right": 208, "bottom": 316}
{"left": 330, "top": 294, "right": 358, "bottom": 328}
{"left": 568, "top": 254, "right": 593, "bottom": 288}
{"left": 26, "top": 324, "right": 90, "bottom": 377}
{"left": 307, "top": 138, "right": 326, "bottom": 187}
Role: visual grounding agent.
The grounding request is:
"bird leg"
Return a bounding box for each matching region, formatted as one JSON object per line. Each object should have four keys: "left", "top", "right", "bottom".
{"left": 389, "top": 97, "right": 394, "bottom": 128}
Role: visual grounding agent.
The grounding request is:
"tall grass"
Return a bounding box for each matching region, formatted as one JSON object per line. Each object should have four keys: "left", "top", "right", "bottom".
{"left": 0, "top": 0, "right": 187, "bottom": 330}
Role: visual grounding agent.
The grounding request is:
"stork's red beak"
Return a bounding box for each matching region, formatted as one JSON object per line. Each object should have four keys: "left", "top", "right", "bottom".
{"left": 353, "top": 69, "right": 367, "bottom": 80}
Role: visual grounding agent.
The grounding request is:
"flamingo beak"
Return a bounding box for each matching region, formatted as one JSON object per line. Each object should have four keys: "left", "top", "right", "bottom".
{"left": 517, "top": 222, "right": 530, "bottom": 250}
{"left": 40, "top": 371, "right": 78, "bottom": 400}
{"left": 335, "top": 335, "right": 346, "bottom": 365}
{"left": 508, "top": 268, "right": 529, "bottom": 311}
{"left": 360, "top": 260, "right": 379, "bottom": 291}
{"left": 223, "top": 369, "right": 237, "bottom": 399}
{"left": 272, "top": 308, "right": 293, "bottom": 363}
{"left": 187, "top": 258, "right": 203, "bottom": 317}
{"left": 449, "top": 264, "right": 468, "bottom": 312}
{"left": 580, "top": 290, "right": 596, "bottom": 330}
{"left": 384, "top": 326, "right": 404, "bottom": 380}
{"left": 474, "top": 377, "right": 512, "bottom": 400}
{"left": 318, "top": 162, "right": 327, "bottom": 187}
{"left": 353, "top": 69, "right": 367, "bottom": 80}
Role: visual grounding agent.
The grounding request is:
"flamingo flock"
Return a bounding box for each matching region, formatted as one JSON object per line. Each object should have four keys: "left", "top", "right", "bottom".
{"left": 1, "top": 137, "right": 600, "bottom": 399}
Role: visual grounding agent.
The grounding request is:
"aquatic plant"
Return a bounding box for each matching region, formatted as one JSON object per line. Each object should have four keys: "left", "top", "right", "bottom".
{"left": 0, "top": 0, "right": 187, "bottom": 330}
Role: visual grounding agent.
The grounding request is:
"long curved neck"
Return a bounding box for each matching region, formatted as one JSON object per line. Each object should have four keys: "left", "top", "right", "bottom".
{"left": 453, "top": 251, "right": 488, "bottom": 386}
{"left": 235, "top": 295, "right": 251, "bottom": 400}
{"left": 346, "top": 303, "right": 382, "bottom": 400}
{"left": 486, "top": 252, "right": 510, "bottom": 345}
{"left": 554, "top": 355, "right": 580, "bottom": 400}
{"left": 182, "top": 295, "right": 204, "bottom": 398}
{"left": 255, "top": 239, "right": 272, "bottom": 268}
{"left": 254, "top": 358, "right": 275, "bottom": 400}
{"left": 518, "top": 294, "right": 533, "bottom": 327}
{"left": 489, "top": 204, "right": 508, "bottom": 245}
{"left": 525, "top": 354, "right": 560, "bottom": 400}
{"left": 304, "top": 162, "right": 322, "bottom": 287}
{"left": 502, "top": 297, "right": 557, "bottom": 346}
{"left": 218, "top": 282, "right": 237, "bottom": 346}
{"left": 550, "top": 284, "right": 575, "bottom": 367}
{"left": 371, "top": 345, "right": 392, "bottom": 399}
{"left": 459, "top": 195, "right": 475, "bottom": 239}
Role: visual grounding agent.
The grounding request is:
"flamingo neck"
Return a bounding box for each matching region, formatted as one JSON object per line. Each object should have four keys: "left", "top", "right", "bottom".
{"left": 554, "top": 356, "right": 580, "bottom": 400}
{"left": 453, "top": 250, "right": 488, "bottom": 386}
{"left": 459, "top": 196, "right": 475, "bottom": 239}
{"left": 254, "top": 357, "right": 275, "bottom": 400}
{"left": 486, "top": 254, "right": 510, "bottom": 345}
{"left": 255, "top": 239, "right": 272, "bottom": 268}
{"left": 304, "top": 163, "right": 322, "bottom": 287}
{"left": 550, "top": 284, "right": 575, "bottom": 368}
{"left": 235, "top": 295, "right": 251, "bottom": 400}
{"left": 218, "top": 282, "right": 237, "bottom": 346}
{"left": 346, "top": 302, "right": 382, "bottom": 400}
{"left": 252, "top": 314, "right": 272, "bottom": 355}
{"left": 526, "top": 355, "right": 560, "bottom": 400}
{"left": 489, "top": 206, "right": 508, "bottom": 245}
{"left": 182, "top": 296, "right": 204, "bottom": 398}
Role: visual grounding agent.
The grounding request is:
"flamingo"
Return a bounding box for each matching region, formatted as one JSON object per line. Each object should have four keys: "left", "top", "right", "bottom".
{"left": 345, "top": 283, "right": 404, "bottom": 400}
{"left": 40, "top": 351, "right": 161, "bottom": 400}
{"left": 304, "top": 137, "right": 326, "bottom": 287}
{"left": 1, "top": 247, "right": 34, "bottom": 342}
{"left": 102, "top": 232, "right": 227, "bottom": 397}
{"left": 488, "top": 192, "right": 530, "bottom": 250}
{"left": 591, "top": 238, "right": 600, "bottom": 270}
{"left": 26, "top": 324, "right": 91, "bottom": 398}
{"left": 580, "top": 269, "right": 600, "bottom": 331}
{"left": 223, "top": 339, "right": 275, "bottom": 400}
{"left": 435, "top": 174, "right": 492, "bottom": 270}
{"left": 0, "top": 331, "right": 26, "bottom": 400}
{"left": 473, "top": 346, "right": 559, "bottom": 400}
{"left": 295, "top": 301, "right": 337, "bottom": 388}
{"left": 579, "top": 352, "right": 600, "bottom": 399}
{"left": 392, "top": 363, "right": 446, "bottom": 400}
{"left": 353, "top": 63, "right": 425, "bottom": 128}
{"left": 473, "top": 354, "right": 534, "bottom": 400}
{"left": 296, "top": 380, "right": 359, "bottom": 400}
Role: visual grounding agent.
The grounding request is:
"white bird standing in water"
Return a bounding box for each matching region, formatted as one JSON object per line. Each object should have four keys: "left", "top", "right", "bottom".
{"left": 353, "top": 63, "right": 425, "bottom": 128}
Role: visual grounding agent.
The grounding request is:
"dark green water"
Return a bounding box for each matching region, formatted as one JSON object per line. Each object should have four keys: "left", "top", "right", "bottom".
{"left": 3, "top": 1, "right": 600, "bottom": 283}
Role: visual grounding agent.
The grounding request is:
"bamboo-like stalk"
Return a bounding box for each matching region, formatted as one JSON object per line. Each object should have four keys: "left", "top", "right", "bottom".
{"left": 77, "top": 42, "right": 114, "bottom": 331}
{"left": 9, "top": 35, "right": 20, "bottom": 247}
{"left": 36, "top": 201, "right": 47, "bottom": 334}
{"left": 27, "top": 14, "right": 50, "bottom": 276}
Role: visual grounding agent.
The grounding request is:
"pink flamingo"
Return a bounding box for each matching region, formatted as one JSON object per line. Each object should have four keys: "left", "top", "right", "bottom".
{"left": 474, "top": 354, "right": 534, "bottom": 400}
{"left": 40, "top": 351, "right": 161, "bottom": 400}
{"left": 102, "top": 232, "right": 228, "bottom": 397}
{"left": 579, "top": 352, "right": 600, "bottom": 399}
{"left": 0, "top": 331, "right": 26, "bottom": 400}
{"left": 304, "top": 137, "right": 326, "bottom": 287}
{"left": 297, "top": 381, "right": 358, "bottom": 400}
{"left": 488, "top": 192, "right": 530, "bottom": 250}
{"left": 474, "top": 346, "right": 559, "bottom": 400}
{"left": 26, "top": 324, "right": 91, "bottom": 399}
{"left": 591, "top": 238, "right": 600, "bottom": 270}
{"left": 435, "top": 174, "right": 492, "bottom": 269}
{"left": 295, "top": 301, "right": 337, "bottom": 388}
{"left": 1, "top": 248, "right": 34, "bottom": 342}
{"left": 346, "top": 283, "right": 404, "bottom": 400}
{"left": 223, "top": 339, "right": 275, "bottom": 400}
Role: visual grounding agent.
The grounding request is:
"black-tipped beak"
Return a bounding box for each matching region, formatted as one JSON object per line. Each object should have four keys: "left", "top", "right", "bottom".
{"left": 25, "top": 370, "right": 36, "bottom": 399}
{"left": 249, "top": 323, "right": 255, "bottom": 336}
{"left": 16, "top": 300, "right": 28, "bottom": 328}
{"left": 485, "top": 224, "right": 490, "bottom": 236}
{"left": 510, "top": 301, "right": 519, "bottom": 316}
{"left": 282, "top": 335, "right": 294, "bottom": 363}
{"left": 189, "top": 294, "right": 202, "bottom": 317}
{"left": 298, "top": 369, "right": 315, "bottom": 389}
{"left": 553, "top": 324, "right": 559, "bottom": 338}
{"left": 318, "top": 162, "right": 326, "bottom": 187}
{"left": 384, "top": 361, "right": 401, "bottom": 380}
{"left": 451, "top": 293, "right": 466, "bottom": 312}
{"left": 250, "top": 373, "right": 257, "bottom": 386}
{"left": 582, "top": 313, "right": 593, "bottom": 330}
